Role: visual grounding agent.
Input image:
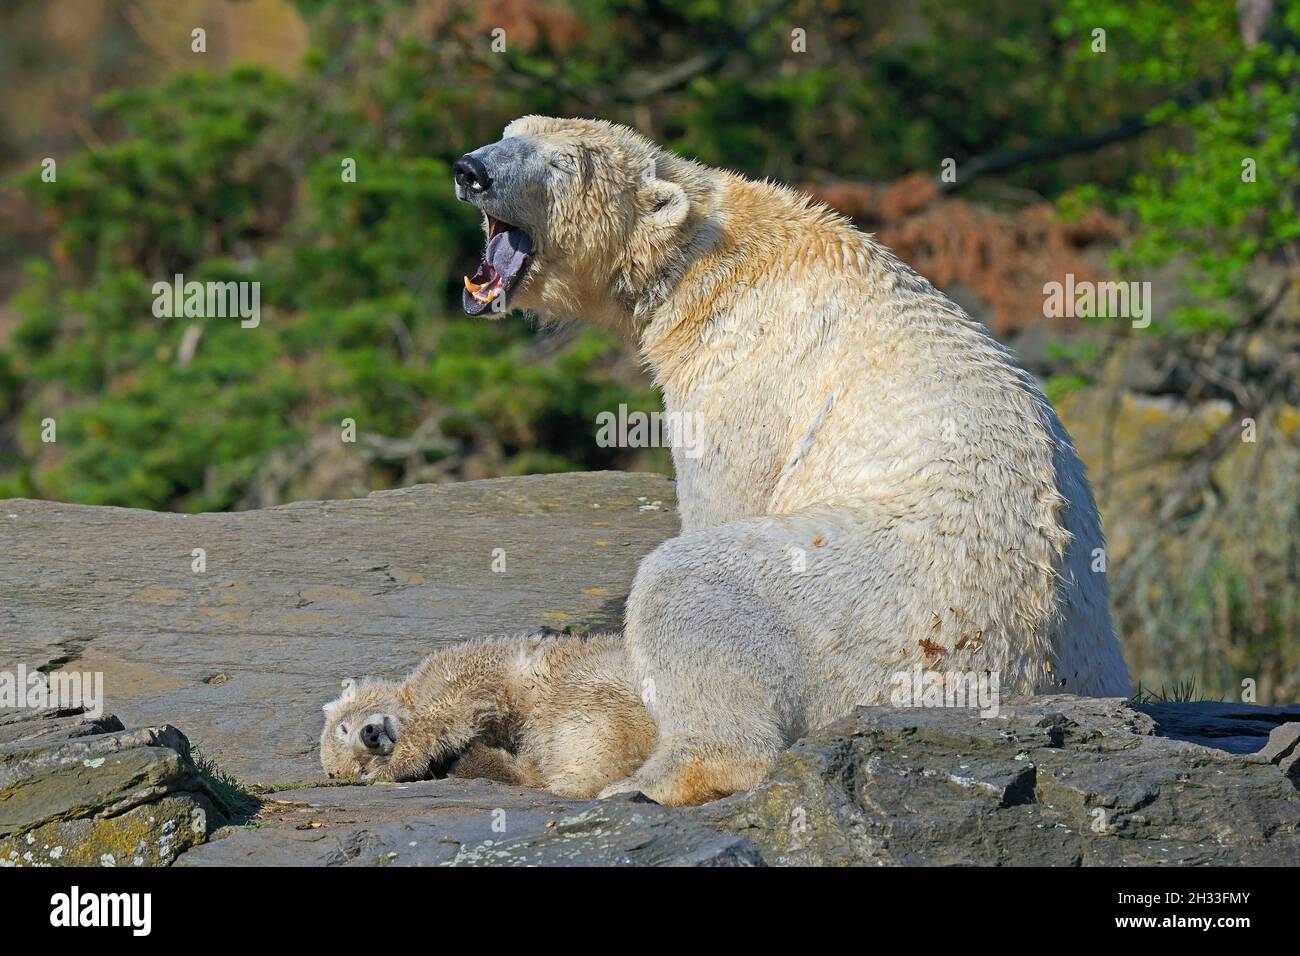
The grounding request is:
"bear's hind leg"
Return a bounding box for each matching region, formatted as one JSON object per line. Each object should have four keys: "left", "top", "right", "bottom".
{"left": 612, "top": 510, "right": 911, "bottom": 806}
{"left": 450, "top": 743, "right": 543, "bottom": 788}
{"left": 614, "top": 527, "right": 809, "bottom": 805}
{"left": 597, "top": 736, "right": 774, "bottom": 805}
{"left": 525, "top": 647, "right": 658, "bottom": 798}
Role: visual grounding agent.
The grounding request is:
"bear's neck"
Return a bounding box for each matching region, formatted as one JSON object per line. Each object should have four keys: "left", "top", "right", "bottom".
{"left": 635, "top": 174, "right": 878, "bottom": 394}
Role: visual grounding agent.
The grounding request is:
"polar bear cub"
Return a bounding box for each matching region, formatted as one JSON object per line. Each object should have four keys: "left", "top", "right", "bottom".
{"left": 320, "top": 632, "right": 655, "bottom": 796}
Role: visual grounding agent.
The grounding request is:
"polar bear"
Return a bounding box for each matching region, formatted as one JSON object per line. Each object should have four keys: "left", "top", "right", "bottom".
{"left": 452, "top": 116, "right": 1131, "bottom": 806}
{"left": 320, "top": 632, "right": 654, "bottom": 795}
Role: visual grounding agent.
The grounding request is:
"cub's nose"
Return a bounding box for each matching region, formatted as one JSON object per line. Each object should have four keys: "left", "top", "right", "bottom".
{"left": 360, "top": 721, "right": 386, "bottom": 750}
{"left": 454, "top": 154, "right": 491, "bottom": 194}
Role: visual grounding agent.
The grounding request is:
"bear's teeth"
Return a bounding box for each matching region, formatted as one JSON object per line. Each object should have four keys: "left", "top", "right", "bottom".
{"left": 464, "top": 275, "right": 487, "bottom": 294}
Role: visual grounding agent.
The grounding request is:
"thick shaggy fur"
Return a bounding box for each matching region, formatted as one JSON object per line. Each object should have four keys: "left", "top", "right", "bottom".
{"left": 321, "top": 633, "right": 655, "bottom": 797}
{"left": 361, "top": 116, "right": 1131, "bottom": 806}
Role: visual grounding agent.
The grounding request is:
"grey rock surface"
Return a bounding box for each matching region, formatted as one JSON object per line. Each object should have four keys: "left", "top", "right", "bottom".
{"left": 694, "top": 696, "right": 1300, "bottom": 866}
{"left": 1, "top": 472, "right": 678, "bottom": 784}
{"left": 1137, "top": 699, "right": 1300, "bottom": 754}
{"left": 1255, "top": 721, "right": 1300, "bottom": 783}
{"left": 179, "top": 778, "right": 581, "bottom": 866}
{"left": 445, "top": 794, "right": 764, "bottom": 867}
{"left": 179, "top": 785, "right": 761, "bottom": 867}
{"left": 0, "top": 707, "right": 229, "bottom": 866}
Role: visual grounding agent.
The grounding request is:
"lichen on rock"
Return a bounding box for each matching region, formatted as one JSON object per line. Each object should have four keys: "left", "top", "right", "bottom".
{"left": 0, "top": 707, "right": 237, "bottom": 867}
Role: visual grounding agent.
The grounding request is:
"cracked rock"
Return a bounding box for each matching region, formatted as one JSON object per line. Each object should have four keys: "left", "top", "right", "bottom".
{"left": 0, "top": 708, "right": 230, "bottom": 867}
{"left": 690, "top": 696, "right": 1300, "bottom": 866}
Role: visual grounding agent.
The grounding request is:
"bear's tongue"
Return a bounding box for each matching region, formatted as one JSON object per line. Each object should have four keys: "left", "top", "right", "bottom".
{"left": 463, "top": 228, "right": 535, "bottom": 315}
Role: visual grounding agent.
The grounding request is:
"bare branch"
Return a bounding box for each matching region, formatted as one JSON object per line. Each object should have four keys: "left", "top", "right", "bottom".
{"left": 941, "top": 80, "right": 1223, "bottom": 193}
{"left": 616, "top": 0, "right": 796, "bottom": 101}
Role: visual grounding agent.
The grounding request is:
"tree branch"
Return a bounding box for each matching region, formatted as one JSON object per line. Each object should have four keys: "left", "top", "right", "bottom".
{"left": 615, "top": 0, "right": 796, "bottom": 101}
{"left": 940, "top": 80, "right": 1222, "bottom": 193}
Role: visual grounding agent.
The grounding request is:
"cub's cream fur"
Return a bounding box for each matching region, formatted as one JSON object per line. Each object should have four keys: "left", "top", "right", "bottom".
{"left": 321, "top": 633, "right": 654, "bottom": 796}
{"left": 365, "top": 116, "right": 1131, "bottom": 806}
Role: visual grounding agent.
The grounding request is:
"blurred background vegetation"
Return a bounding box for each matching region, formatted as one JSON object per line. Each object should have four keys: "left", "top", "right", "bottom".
{"left": 0, "top": 0, "right": 1296, "bottom": 701}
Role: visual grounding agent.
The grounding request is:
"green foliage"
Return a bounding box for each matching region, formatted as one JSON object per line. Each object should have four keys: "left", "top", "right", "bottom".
{"left": 1, "top": 56, "right": 654, "bottom": 510}
{"left": 1057, "top": 0, "right": 1300, "bottom": 332}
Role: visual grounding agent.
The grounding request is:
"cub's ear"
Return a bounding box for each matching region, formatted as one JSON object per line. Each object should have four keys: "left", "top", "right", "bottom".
{"left": 323, "top": 677, "right": 357, "bottom": 715}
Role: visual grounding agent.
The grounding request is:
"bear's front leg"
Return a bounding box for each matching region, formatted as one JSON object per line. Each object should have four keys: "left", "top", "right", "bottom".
{"left": 366, "top": 689, "right": 508, "bottom": 783}
{"left": 364, "top": 736, "right": 436, "bottom": 783}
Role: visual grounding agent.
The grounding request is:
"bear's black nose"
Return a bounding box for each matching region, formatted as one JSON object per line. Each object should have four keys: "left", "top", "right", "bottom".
{"left": 360, "top": 721, "right": 384, "bottom": 749}
{"left": 454, "top": 155, "right": 491, "bottom": 194}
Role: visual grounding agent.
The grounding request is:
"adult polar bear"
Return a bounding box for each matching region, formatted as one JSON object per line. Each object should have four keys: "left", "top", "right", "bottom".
{"left": 454, "top": 116, "right": 1131, "bottom": 805}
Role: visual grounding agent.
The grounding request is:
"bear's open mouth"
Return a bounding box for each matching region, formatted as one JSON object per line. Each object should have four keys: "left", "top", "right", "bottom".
{"left": 463, "top": 215, "right": 535, "bottom": 316}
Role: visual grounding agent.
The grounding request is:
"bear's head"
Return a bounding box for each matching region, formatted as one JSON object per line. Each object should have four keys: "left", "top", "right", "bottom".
{"left": 320, "top": 677, "right": 405, "bottom": 779}
{"left": 454, "top": 116, "right": 696, "bottom": 325}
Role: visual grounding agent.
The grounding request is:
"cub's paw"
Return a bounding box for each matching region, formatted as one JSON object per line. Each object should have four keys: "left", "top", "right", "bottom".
{"left": 375, "top": 734, "right": 461, "bottom": 782}
{"left": 378, "top": 751, "right": 432, "bottom": 782}
{"left": 360, "top": 746, "right": 428, "bottom": 783}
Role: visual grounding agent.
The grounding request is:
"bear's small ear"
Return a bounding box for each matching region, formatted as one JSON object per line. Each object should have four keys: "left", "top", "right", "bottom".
{"left": 643, "top": 179, "right": 689, "bottom": 234}
{"left": 323, "top": 678, "right": 357, "bottom": 715}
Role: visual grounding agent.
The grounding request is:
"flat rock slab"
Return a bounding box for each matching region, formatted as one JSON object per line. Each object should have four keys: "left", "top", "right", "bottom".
{"left": 178, "top": 782, "right": 762, "bottom": 867}
{"left": 1, "top": 472, "right": 678, "bottom": 785}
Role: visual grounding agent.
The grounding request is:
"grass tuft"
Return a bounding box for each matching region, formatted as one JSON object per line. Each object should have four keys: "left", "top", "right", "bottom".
{"left": 1130, "top": 677, "right": 1223, "bottom": 704}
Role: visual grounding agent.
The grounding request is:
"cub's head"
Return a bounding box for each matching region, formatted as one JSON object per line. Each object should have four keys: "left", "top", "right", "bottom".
{"left": 320, "top": 677, "right": 404, "bottom": 779}
{"left": 454, "top": 116, "right": 695, "bottom": 325}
